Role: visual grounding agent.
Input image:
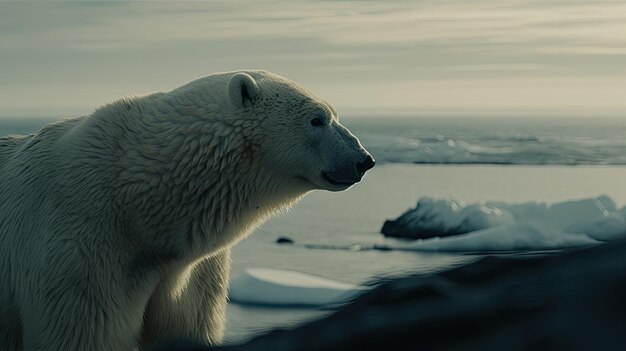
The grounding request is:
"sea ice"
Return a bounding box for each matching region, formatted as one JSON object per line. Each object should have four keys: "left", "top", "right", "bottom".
{"left": 395, "top": 223, "right": 600, "bottom": 252}
{"left": 382, "top": 198, "right": 515, "bottom": 239}
{"left": 383, "top": 196, "right": 625, "bottom": 252}
{"left": 229, "top": 268, "right": 369, "bottom": 307}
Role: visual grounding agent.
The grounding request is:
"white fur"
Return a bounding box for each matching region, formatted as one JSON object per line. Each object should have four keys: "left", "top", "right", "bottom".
{"left": 0, "top": 70, "right": 371, "bottom": 350}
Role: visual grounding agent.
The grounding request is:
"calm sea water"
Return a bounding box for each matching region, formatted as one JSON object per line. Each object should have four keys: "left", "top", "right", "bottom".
{"left": 342, "top": 117, "right": 626, "bottom": 165}
{"left": 3, "top": 116, "right": 626, "bottom": 165}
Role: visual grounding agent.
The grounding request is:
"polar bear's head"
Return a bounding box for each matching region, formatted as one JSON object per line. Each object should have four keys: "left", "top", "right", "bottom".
{"left": 226, "top": 70, "right": 374, "bottom": 192}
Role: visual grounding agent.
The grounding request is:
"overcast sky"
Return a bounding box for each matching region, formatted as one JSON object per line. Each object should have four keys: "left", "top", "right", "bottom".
{"left": 2, "top": 0, "right": 626, "bottom": 118}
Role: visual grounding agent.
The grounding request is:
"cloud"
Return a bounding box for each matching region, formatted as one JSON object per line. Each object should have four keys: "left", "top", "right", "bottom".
{"left": 1, "top": 0, "right": 626, "bottom": 117}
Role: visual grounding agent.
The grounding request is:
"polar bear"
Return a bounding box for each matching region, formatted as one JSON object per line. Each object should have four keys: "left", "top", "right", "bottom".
{"left": 0, "top": 70, "right": 374, "bottom": 351}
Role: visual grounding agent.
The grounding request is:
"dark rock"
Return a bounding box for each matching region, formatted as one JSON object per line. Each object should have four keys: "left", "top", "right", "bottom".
{"left": 275, "top": 236, "right": 294, "bottom": 244}
{"left": 380, "top": 199, "right": 473, "bottom": 239}
{"left": 381, "top": 219, "right": 462, "bottom": 240}
{"left": 157, "top": 239, "right": 626, "bottom": 351}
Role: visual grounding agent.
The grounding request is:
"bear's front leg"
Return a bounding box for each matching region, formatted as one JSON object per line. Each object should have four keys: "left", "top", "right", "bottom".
{"left": 21, "top": 288, "right": 147, "bottom": 351}
{"left": 20, "top": 262, "right": 150, "bottom": 351}
{"left": 142, "top": 249, "right": 231, "bottom": 348}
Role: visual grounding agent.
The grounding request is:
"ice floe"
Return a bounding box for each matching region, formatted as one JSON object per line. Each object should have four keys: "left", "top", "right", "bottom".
{"left": 229, "top": 268, "right": 369, "bottom": 307}
{"left": 382, "top": 196, "right": 625, "bottom": 252}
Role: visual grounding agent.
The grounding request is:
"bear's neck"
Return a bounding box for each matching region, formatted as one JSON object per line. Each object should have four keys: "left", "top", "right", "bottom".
{"left": 113, "top": 109, "right": 306, "bottom": 262}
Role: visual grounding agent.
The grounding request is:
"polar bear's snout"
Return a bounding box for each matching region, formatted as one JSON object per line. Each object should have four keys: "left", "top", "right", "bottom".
{"left": 337, "top": 122, "right": 375, "bottom": 180}
{"left": 356, "top": 154, "right": 376, "bottom": 177}
{"left": 319, "top": 121, "right": 374, "bottom": 190}
{"left": 348, "top": 150, "right": 375, "bottom": 182}
{"left": 322, "top": 152, "right": 374, "bottom": 185}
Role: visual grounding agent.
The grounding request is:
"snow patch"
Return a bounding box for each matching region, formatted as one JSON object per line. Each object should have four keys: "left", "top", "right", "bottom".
{"left": 229, "top": 268, "right": 369, "bottom": 307}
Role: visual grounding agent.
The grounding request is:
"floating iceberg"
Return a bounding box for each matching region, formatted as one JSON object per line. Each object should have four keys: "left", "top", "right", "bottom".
{"left": 383, "top": 196, "right": 626, "bottom": 252}
{"left": 229, "top": 268, "right": 369, "bottom": 307}
{"left": 382, "top": 198, "right": 516, "bottom": 239}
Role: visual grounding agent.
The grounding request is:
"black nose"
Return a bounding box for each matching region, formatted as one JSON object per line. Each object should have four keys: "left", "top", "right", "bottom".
{"left": 356, "top": 155, "right": 375, "bottom": 176}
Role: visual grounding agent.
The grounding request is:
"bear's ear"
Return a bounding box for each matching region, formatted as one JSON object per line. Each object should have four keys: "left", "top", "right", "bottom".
{"left": 228, "top": 73, "right": 259, "bottom": 108}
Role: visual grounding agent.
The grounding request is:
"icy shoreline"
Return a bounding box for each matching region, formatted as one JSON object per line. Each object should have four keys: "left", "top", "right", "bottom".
{"left": 225, "top": 164, "right": 626, "bottom": 341}
{"left": 194, "top": 239, "right": 626, "bottom": 351}
{"left": 227, "top": 195, "right": 626, "bottom": 309}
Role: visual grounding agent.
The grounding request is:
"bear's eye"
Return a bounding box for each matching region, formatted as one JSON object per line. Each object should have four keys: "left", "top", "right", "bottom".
{"left": 310, "top": 118, "right": 324, "bottom": 127}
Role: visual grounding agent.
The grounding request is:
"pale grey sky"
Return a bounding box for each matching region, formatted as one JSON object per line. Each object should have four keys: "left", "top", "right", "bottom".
{"left": 2, "top": 0, "right": 626, "bottom": 118}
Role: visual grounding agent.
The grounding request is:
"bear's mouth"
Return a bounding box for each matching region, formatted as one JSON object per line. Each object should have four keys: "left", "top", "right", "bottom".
{"left": 321, "top": 172, "right": 356, "bottom": 187}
